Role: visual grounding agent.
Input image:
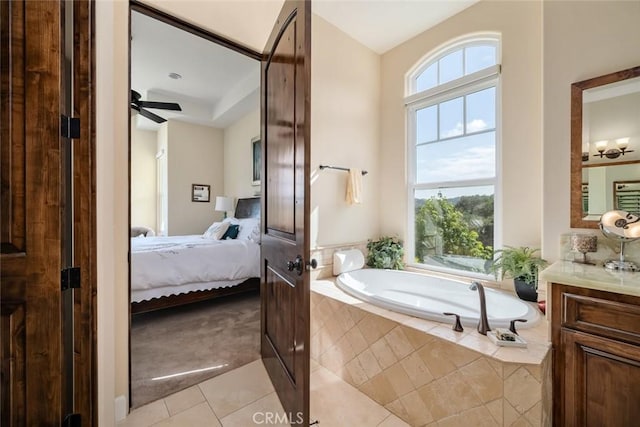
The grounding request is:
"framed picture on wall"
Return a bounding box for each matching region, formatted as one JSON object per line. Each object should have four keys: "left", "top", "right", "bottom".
{"left": 192, "top": 184, "right": 210, "bottom": 202}
{"left": 252, "top": 136, "right": 261, "bottom": 186}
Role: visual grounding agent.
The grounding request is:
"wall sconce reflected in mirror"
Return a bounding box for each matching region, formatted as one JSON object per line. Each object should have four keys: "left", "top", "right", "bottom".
{"left": 590, "top": 137, "right": 634, "bottom": 160}
{"left": 582, "top": 142, "right": 589, "bottom": 161}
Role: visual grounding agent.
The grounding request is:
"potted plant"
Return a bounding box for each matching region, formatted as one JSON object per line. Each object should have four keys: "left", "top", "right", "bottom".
{"left": 490, "top": 246, "right": 548, "bottom": 302}
{"left": 366, "top": 236, "right": 404, "bottom": 270}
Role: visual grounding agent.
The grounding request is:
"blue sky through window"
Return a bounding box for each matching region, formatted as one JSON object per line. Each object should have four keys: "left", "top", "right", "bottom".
{"left": 416, "top": 132, "right": 495, "bottom": 183}
{"left": 414, "top": 44, "right": 497, "bottom": 93}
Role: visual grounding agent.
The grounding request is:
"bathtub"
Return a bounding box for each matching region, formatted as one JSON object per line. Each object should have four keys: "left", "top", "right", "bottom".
{"left": 336, "top": 269, "right": 540, "bottom": 329}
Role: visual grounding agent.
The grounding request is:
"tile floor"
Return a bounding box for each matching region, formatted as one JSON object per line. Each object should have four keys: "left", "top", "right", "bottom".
{"left": 118, "top": 359, "right": 409, "bottom": 427}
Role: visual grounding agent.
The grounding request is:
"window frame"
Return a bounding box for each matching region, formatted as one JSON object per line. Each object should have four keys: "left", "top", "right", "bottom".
{"left": 405, "top": 36, "right": 502, "bottom": 279}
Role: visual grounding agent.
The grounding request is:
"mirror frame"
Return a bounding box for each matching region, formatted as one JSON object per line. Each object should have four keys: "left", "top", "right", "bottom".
{"left": 570, "top": 65, "right": 640, "bottom": 228}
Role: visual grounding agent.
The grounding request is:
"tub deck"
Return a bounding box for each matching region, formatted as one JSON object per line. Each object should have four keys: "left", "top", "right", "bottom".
{"left": 311, "top": 279, "right": 552, "bottom": 426}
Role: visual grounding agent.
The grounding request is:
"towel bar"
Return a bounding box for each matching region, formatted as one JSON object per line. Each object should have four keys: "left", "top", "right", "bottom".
{"left": 319, "top": 165, "right": 368, "bottom": 175}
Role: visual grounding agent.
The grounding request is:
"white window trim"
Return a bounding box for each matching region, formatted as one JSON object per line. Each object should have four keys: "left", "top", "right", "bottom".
{"left": 405, "top": 36, "right": 502, "bottom": 279}
{"left": 405, "top": 32, "right": 501, "bottom": 96}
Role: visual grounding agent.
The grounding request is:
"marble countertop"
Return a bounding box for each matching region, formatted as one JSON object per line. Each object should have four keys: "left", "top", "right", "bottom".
{"left": 540, "top": 260, "right": 640, "bottom": 297}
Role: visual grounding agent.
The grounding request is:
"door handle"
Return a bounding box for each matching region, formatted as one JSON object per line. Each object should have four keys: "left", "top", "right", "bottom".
{"left": 286, "top": 255, "right": 303, "bottom": 275}
{"left": 286, "top": 256, "right": 317, "bottom": 275}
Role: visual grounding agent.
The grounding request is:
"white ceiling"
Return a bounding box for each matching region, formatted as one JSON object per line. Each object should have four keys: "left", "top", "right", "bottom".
{"left": 131, "top": 11, "right": 260, "bottom": 130}
{"left": 131, "top": 0, "right": 479, "bottom": 131}
{"left": 313, "top": 0, "right": 479, "bottom": 54}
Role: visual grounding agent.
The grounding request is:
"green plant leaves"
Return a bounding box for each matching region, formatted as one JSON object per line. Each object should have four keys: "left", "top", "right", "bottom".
{"left": 366, "top": 236, "right": 404, "bottom": 270}
{"left": 489, "top": 246, "right": 548, "bottom": 288}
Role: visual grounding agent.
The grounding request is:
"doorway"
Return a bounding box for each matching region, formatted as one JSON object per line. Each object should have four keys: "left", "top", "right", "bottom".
{"left": 128, "top": 1, "right": 263, "bottom": 408}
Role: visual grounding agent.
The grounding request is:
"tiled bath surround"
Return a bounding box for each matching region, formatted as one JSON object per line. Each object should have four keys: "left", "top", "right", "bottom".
{"left": 311, "top": 280, "right": 552, "bottom": 426}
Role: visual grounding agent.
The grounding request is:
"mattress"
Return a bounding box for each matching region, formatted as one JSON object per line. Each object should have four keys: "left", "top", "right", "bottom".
{"left": 130, "top": 234, "right": 260, "bottom": 303}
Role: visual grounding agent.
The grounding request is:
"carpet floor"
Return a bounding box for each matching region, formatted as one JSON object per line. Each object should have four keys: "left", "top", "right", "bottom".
{"left": 130, "top": 290, "right": 260, "bottom": 408}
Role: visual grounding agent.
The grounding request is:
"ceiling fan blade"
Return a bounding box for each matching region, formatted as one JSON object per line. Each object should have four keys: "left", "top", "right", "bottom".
{"left": 138, "top": 107, "right": 167, "bottom": 123}
{"left": 131, "top": 90, "right": 142, "bottom": 103}
{"left": 138, "top": 100, "right": 182, "bottom": 111}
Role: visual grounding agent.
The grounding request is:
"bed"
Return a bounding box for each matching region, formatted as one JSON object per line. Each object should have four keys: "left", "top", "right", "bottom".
{"left": 130, "top": 197, "right": 261, "bottom": 313}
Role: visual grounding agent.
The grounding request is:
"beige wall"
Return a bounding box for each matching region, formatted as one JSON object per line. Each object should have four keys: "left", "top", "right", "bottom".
{"left": 223, "top": 109, "right": 260, "bottom": 201}
{"left": 96, "top": 0, "right": 129, "bottom": 423}
{"left": 93, "top": 0, "right": 640, "bottom": 423}
{"left": 130, "top": 120, "right": 158, "bottom": 232}
{"left": 96, "top": 1, "right": 276, "bottom": 422}
{"left": 379, "top": 0, "right": 543, "bottom": 257}
{"left": 310, "top": 15, "right": 381, "bottom": 248}
{"left": 542, "top": 0, "right": 640, "bottom": 260}
{"left": 165, "top": 120, "right": 225, "bottom": 235}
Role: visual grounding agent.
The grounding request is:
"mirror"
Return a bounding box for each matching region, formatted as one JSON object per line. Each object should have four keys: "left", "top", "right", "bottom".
{"left": 571, "top": 66, "right": 640, "bottom": 228}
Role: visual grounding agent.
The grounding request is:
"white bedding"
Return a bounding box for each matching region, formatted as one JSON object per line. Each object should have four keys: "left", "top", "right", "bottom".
{"left": 131, "top": 235, "right": 260, "bottom": 303}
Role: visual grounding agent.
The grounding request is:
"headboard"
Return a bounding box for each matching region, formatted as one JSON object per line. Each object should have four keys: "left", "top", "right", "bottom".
{"left": 235, "top": 197, "right": 260, "bottom": 219}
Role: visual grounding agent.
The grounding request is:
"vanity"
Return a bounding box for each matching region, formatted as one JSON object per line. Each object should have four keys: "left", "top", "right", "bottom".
{"left": 541, "top": 262, "right": 640, "bottom": 426}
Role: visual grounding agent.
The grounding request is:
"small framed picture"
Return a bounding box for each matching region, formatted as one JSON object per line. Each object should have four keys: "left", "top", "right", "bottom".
{"left": 192, "top": 184, "right": 210, "bottom": 202}
{"left": 252, "top": 136, "right": 261, "bottom": 186}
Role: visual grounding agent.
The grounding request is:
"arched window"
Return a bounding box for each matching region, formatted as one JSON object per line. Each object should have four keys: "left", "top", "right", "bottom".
{"left": 406, "top": 35, "right": 500, "bottom": 276}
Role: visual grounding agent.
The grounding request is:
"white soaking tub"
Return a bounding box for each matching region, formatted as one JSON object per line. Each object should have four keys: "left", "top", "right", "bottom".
{"left": 336, "top": 269, "right": 540, "bottom": 328}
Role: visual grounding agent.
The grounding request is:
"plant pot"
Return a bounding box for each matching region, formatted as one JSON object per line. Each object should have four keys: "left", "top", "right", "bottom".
{"left": 514, "top": 279, "right": 538, "bottom": 302}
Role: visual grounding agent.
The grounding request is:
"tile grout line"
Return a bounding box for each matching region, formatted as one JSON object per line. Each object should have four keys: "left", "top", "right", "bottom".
{"left": 216, "top": 389, "right": 278, "bottom": 422}
{"left": 147, "top": 399, "right": 171, "bottom": 426}
{"left": 197, "top": 383, "right": 225, "bottom": 426}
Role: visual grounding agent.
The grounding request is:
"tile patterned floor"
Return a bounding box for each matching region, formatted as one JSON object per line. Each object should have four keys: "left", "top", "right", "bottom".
{"left": 118, "top": 359, "right": 409, "bottom": 427}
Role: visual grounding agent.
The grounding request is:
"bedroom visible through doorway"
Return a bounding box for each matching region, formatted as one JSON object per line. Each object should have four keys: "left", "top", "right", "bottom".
{"left": 128, "top": 2, "right": 262, "bottom": 408}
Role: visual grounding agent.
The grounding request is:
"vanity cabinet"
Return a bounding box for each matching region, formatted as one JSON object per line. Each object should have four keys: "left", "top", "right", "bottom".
{"left": 551, "top": 283, "right": 640, "bottom": 426}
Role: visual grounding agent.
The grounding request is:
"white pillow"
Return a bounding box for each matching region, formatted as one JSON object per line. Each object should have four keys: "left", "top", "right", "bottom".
{"left": 237, "top": 218, "right": 261, "bottom": 241}
{"left": 223, "top": 217, "right": 240, "bottom": 225}
{"left": 203, "top": 221, "right": 230, "bottom": 240}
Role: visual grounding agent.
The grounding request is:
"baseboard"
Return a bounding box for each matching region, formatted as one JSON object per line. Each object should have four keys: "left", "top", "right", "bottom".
{"left": 115, "top": 395, "right": 128, "bottom": 422}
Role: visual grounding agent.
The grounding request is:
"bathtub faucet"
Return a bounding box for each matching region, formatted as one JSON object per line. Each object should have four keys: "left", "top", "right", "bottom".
{"left": 469, "top": 281, "right": 491, "bottom": 335}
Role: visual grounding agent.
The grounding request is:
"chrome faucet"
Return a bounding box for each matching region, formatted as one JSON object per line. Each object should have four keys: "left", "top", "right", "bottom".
{"left": 469, "top": 281, "right": 491, "bottom": 335}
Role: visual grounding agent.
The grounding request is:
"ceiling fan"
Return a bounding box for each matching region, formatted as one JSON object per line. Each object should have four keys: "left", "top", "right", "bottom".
{"left": 130, "top": 90, "right": 182, "bottom": 123}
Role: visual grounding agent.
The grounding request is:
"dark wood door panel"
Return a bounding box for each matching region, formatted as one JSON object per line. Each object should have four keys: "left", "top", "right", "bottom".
{"left": 265, "top": 19, "right": 296, "bottom": 236}
{"left": 0, "top": 0, "right": 26, "bottom": 254}
{"left": 265, "top": 266, "right": 297, "bottom": 378}
{"left": 563, "top": 329, "right": 640, "bottom": 427}
{"left": 261, "top": 0, "right": 310, "bottom": 424}
{"left": 1, "top": 301, "right": 26, "bottom": 426}
{"left": 0, "top": 0, "right": 97, "bottom": 424}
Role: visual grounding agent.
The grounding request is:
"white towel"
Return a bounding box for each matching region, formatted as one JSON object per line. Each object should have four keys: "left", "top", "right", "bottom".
{"left": 345, "top": 168, "right": 362, "bottom": 204}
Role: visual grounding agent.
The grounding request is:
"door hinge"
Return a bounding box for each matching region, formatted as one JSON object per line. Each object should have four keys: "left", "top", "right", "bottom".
{"left": 61, "top": 115, "right": 81, "bottom": 139}
{"left": 61, "top": 267, "right": 81, "bottom": 291}
{"left": 63, "top": 413, "right": 81, "bottom": 427}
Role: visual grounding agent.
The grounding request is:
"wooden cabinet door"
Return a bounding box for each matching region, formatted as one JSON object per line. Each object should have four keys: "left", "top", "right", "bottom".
{"left": 562, "top": 329, "right": 640, "bottom": 427}
{"left": 260, "top": 0, "right": 311, "bottom": 424}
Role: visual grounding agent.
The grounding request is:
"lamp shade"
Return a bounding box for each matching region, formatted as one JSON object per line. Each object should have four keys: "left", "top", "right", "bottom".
{"left": 215, "top": 196, "right": 234, "bottom": 212}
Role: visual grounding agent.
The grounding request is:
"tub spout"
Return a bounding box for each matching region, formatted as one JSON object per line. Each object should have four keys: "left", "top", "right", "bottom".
{"left": 470, "top": 281, "right": 491, "bottom": 335}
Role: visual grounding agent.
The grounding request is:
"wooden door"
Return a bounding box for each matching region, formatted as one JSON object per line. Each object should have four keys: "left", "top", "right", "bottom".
{"left": 260, "top": 0, "right": 311, "bottom": 424}
{"left": 0, "top": 0, "right": 95, "bottom": 425}
{"left": 561, "top": 329, "right": 640, "bottom": 427}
